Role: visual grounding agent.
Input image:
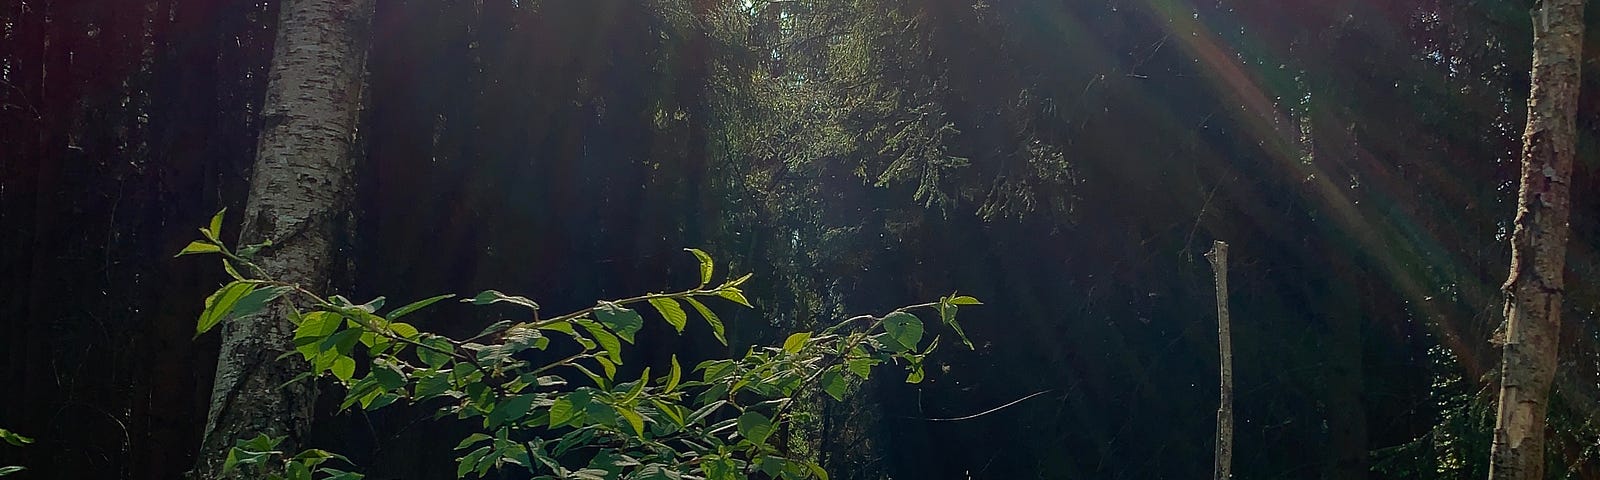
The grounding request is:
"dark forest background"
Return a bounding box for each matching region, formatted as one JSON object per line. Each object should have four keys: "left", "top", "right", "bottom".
{"left": 3, "top": 0, "right": 1600, "bottom": 478}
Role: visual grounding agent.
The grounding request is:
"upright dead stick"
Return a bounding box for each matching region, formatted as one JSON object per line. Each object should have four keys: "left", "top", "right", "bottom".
{"left": 1206, "top": 241, "right": 1233, "bottom": 480}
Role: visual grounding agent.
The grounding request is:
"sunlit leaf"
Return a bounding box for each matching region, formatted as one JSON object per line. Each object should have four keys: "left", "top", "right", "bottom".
{"left": 881, "top": 312, "right": 923, "bottom": 352}
{"left": 387, "top": 294, "right": 453, "bottom": 320}
{"left": 782, "top": 332, "right": 812, "bottom": 353}
{"left": 593, "top": 303, "right": 644, "bottom": 343}
{"left": 196, "top": 281, "right": 255, "bottom": 336}
{"left": 175, "top": 241, "right": 220, "bottom": 257}
{"left": 736, "top": 411, "right": 774, "bottom": 445}
{"left": 682, "top": 297, "right": 726, "bottom": 345}
{"left": 686, "top": 248, "right": 714, "bottom": 286}
{"left": 647, "top": 297, "right": 688, "bottom": 333}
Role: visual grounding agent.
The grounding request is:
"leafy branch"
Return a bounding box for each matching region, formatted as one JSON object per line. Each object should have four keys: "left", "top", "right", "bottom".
{"left": 182, "top": 211, "right": 979, "bottom": 479}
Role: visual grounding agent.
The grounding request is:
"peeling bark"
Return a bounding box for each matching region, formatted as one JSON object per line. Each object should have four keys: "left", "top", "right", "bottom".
{"left": 192, "top": 0, "right": 374, "bottom": 478}
{"left": 1488, "top": 1, "right": 1585, "bottom": 479}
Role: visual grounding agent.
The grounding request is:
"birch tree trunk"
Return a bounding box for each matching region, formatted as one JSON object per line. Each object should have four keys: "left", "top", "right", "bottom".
{"left": 192, "top": 0, "right": 374, "bottom": 477}
{"left": 1488, "top": 1, "right": 1585, "bottom": 478}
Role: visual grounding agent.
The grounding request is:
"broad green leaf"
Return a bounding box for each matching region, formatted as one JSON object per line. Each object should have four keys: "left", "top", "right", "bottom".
{"left": 650, "top": 398, "right": 685, "bottom": 427}
{"left": 577, "top": 321, "right": 623, "bottom": 365}
{"left": 717, "top": 287, "right": 752, "bottom": 308}
{"left": 907, "top": 365, "right": 925, "bottom": 384}
{"left": 583, "top": 399, "right": 618, "bottom": 426}
{"left": 196, "top": 281, "right": 255, "bottom": 336}
{"left": 736, "top": 411, "right": 774, "bottom": 445}
{"left": 208, "top": 209, "right": 225, "bottom": 240}
{"left": 331, "top": 356, "right": 356, "bottom": 382}
{"left": 846, "top": 357, "right": 877, "bottom": 380}
{"left": 702, "top": 456, "right": 738, "bottom": 480}
{"left": 806, "top": 461, "right": 830, "bottom": 480}
{"left": 549, "top": 398, "right": 578, "bottom": 427}
{"left": 938, "top": 296, "right": 976, "bottom": 350}
{"left": 646, "top": 297, "right": 688, "bottom": 333}
{"left": 595, "top": 356, "right": 618, "bottom": 380}
{"left": 686, "top": 248, "right": 714, "bottom": 286}
{"left": 228, "top": 285, "right": 292, "bottom": 323}
{"left": 622, "top": 368, "right": 650, "bottom": 403}
{"left": 487, "top": 394, "right": 536, "bottom": 428}
{"left": 782, "top": 332, "right": 812, "bottom": 354}
{"left": 664, "top": 355, "right": 682, "bottom": 393}
{"left": 593, "top": 303, "right": 644, "bottom": 343}
{"left": 466, "top": 290, "right": 540, "bottom": 310}
{"left": 416, "top": 335, "right": 454, "bottom": 369}
{"left": 682, "top": 297, "right": 726, "bottom": 345}
{"left": 387, "top": 294, "right": 454, "bottom": 320}
{"left": 0, "top": 429, "right": 33, "bottom": 447}
{"left": 697, "top": 359, "right": 737, "bottom": 382}
{"left": 617, "top": 407, "right": 646, "bottom": 436}
{"left": 686, "top": 400, "right": 726, "bottom": 425}
{"left": 456, "top": 445, "right": 490, "bottom": 478}
{"left": 387, "top": 322, "right": 419, "bottom": 340}
{"left": 948, "top": 295, "right": 982, "bottom": 305}
{"left": 820, "top": 370, "right": 848, "bottom": 401}
{"left": 881, "top": 312, "right": 924, "bottom": 352}
{"left": 175, "top": 241, "right": 220, "bottom": 257}
{"left": 636, "top": 464, "right": 681, "bottom": 480}
{"left": 455, "top": 433, "right": 492, "bottom": 451}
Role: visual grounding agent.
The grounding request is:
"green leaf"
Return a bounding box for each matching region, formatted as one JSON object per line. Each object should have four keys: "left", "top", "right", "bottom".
{"left": 736, "top": 411, "right": 774, "bottom": 445}
{"left": 196, "top": 281, "right": 255, "bottom": 336}
{"left": 208, "top": 209, "right": 226, "bottom": 241}
{"left": 617, "top": 407, "right": 646, "bottom": 436}
{"left": 806, "top": 461, "right": 830, "bottom": 480}
{"left": 650, "top": 398, "right": 685, "bottom": 427}
{"left": 622, "top": 368, "right": 650, "bottom": 403}
{"left": 578, "top": 321, "right": 623, "bottom": 365}
{"left": 487, "top": 394, "right": 536, "bottom": 428}
{"left": 717, "top": 287, "right": 753, "bottom": 308}
{"left": 175, "top": 240, "right": 221, "bottom": 257}
{"left": 0, "top": 429, "right": 33, "bottom": 447}
{"left": 331, "top": 356, "right": 356, "bottom": 382}
{"left": 454, "top": 433, "right": 492, "bottom": 451}
{"left": 686, "top": 248, "right": 714, "bottom": 286}
{"left": 593, "top": 303, "right": 644, "bottom": 343}
{"left": 682, "top": 298, "right": 726, "bottom": 345}
{"left": 881, "top": 312, "right": 924, "bottom": 352}
{"left": 636, "top": 464, "right": 682, "bottom": 480}
{"left": 820, "top": 370, "right": 848, "bottom": 401}
{"left": 549, "top": 391, "right": 590, "bottom": 427}
{"left": 0, "top": 466, "right": 25, "bottom": 476}
{"left": 726, "top": 272, "right": 753, "bottom": 288}
{"left": 703, "top": 456, "right": 738, "bottom": 480}
{"left": 647, "top": 297, "right": 689, "bottom": 333}
{"left": 416, "top": 335, "right": 454, "bottom": 369}
{"left": 938, "top": 296, "right": 976, "bottom": 350}
{"left": 907, "top": 365, "right": 925, "bottom": 384}
{"left": 387, "top": 294, "right": 454, "bottom": 320}
{"left": 457, "top": 445, "right": 490, "bottom": 478}
{"left": 466, "top": 290, "right": 540, "bottom": 310}
{"left": 595, "top": 356, "right": 618, "bottom": 380}
{"left": 948, "top": 295, "right": 982, "bottom": 305}
{"left": 782, "top": 332, "right": 812, "bottom": 354}
{"left": 846, "top": 357, "right": 877, "bottom": 380}
{"left": 387, "top": 322, "right": 419, "bottom": 340}
{"left": 228, "top": 285, "right": 292, "bottom": 323}
{"left": 664, "top": 355, "right": 682, "bottom": 393}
